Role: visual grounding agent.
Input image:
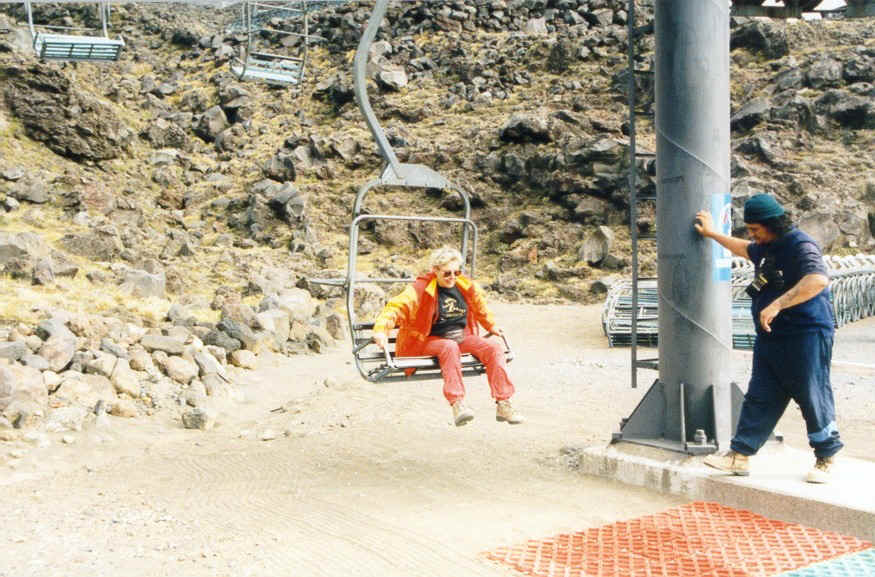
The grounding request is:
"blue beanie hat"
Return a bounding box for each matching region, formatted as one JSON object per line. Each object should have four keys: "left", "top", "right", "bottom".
{"left": 743, "top": 194, "right": 784, "bottom": 223}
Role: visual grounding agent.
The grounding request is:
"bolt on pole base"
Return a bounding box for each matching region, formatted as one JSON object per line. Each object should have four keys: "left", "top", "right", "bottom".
{"left": 612, "top": 379, "right": 745, "bottom": 456}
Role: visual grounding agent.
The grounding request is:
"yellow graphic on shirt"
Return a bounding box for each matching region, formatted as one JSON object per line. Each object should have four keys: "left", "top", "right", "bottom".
{"left": 441, "top": 295, "right": 465, "bottom": 319}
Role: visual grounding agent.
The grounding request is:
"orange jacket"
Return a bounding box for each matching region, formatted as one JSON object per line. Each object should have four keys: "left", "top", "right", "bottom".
{"left": 373, "top": 272, "right": 496, "bottom": 357}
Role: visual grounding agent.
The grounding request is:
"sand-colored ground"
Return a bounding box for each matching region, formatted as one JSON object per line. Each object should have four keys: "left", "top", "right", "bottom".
{"left": 0, "top": 304, "right": 871, "bottom": 577}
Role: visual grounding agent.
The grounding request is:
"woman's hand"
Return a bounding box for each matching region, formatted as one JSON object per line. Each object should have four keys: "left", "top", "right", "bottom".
{"left": 373, "top": 332, "right": 389, "bottom": 350}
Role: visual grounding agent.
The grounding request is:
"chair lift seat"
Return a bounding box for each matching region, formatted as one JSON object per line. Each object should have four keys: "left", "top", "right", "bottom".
{"left": 352, "top": 322, "right": 514, "bottom": 384}
{"left": 34, "top": 32, "right": 124, "bottom": 61}
{"left": 231, "top": 55, "right": 302, "bottom": 86}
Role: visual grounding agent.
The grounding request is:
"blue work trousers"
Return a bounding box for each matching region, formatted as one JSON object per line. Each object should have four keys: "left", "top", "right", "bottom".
{"left": 731, "top": 330, "right": 843, "bottom": 459}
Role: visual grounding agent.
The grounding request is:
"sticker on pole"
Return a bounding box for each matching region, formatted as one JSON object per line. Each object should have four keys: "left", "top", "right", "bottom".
{"left": 711, "top": 193, "right": 731, "bottom": 282}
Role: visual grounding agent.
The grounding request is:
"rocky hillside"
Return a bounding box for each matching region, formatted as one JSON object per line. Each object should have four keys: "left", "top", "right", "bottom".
{"left": 0, "top": 2, "right": 872, "bottom": 432}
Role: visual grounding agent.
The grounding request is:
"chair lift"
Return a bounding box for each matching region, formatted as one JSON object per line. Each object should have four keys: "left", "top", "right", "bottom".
{"left": 230, "top": 0, "right": 322, "bottom": 87}
{"left": 23, "top": 0, "right": 124, "bottom": 62}
{"left": 311, "top": 0, "right": 513, "bottom": 383}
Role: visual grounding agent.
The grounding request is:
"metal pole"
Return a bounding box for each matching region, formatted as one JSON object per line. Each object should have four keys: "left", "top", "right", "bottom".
{"left": 655, "top": 0, "right": 732, "bottom": 445}
{"left": 627, "top": 0, "right": 639, "bottom": 390}
{"left": 353, "top": 0, "right": 402, "bottom": 175}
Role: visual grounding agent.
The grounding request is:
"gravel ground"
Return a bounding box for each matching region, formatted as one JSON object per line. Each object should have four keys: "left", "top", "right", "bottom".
{"left": 0, "top": 303, "right": 871, "bottom": 577}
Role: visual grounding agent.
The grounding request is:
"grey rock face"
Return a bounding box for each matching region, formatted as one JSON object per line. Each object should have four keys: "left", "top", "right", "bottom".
{"left": 4, "top": 65, "right": 131, "bottom": 161}
{"left": 500, "top": 114, "right": 551, "bottom": 144}
{"left": 203, "top": 330, "right": 241, "bottom": 353}
{"left": 581, "top": 226, "right": 615, "bottom": 267}
{"left": 140, "top": 335, "right": 186, "bottom": 355}
{"left": 59, "top": 226, "right": 124, "bottom": 262}
{"left": 731, "top": 20, "right": 789, "bottom": 60}
{"left": 731, "top": 97, "right": 771, "bottom": 132}
{"left": 182, "top": 408, "right": 215, "bottom": 430}
{"left": 119, "top": 268, "right": 166, "bottom": 298}
{"left": 263, "top": 153, "right": 297, "bottom": 182}
{"left": 0, "top": 341, "right": 28, "bottom": 361}
{"left": 194, "top": 351, "right": 227, "bottom": 380}
{"left": 39, "top": 325, "right": 77, "bottom": 373}
{"left": 0, "top": 365, "right": 48, "bottom": 426}
{"left": 7, "top": 175, "right": 50, "bottom": 204}
{"left": 0, "top": 232, "right": 50, "bottom": 268}
{"left": 806, "top": 57, "right": 844, "bottom": 89}
{"left": 267, "top": 183, "right": 306, "bottom": 224}
{"left": 194, "top": 106, "right": 228, "bottom": 142}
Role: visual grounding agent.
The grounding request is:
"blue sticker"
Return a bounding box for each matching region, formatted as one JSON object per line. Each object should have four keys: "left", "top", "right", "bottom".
{"left": 711, "top": 193, "right": 731, "bottom": 282}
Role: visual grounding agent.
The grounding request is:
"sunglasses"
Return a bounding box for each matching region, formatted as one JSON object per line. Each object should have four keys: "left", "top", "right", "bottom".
{"left": 440, "top": 269, "right": 462, "bottom": 279}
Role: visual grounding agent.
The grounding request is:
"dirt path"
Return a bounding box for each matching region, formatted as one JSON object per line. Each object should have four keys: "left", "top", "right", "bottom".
{"left": 1, "top": 304, "right": 872, "bottom": 577}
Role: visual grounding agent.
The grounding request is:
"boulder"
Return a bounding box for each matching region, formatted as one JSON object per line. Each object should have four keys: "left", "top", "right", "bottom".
{"left": 39, "top": 326, "right": 77, "bottom": 373}
{"left": 59, "top": 226, "right": 124, "bottom": 262}
{"left": 267, "top": 183, "right": 306, "bottom": 223}
{"left": 500, "top": 114, "right": 551, "bottom": 144}
{"left": 525, "top": 17, "right": 548, "bottom": 35}
{"left": 194, "top": 106, "right": 228, "bottom": 142}
{"left": 44, "top": 406, "right": 90, "bottom": 433}
{"left": 162, "top": 356, "right": 198, "bottom": 384}
{"left": 0, "top": 341, "right": 28, "bottom": 362}
{"left": 806, "top": 57, "right": 843, "bottom": 89}
{"left": 0, "top": 365, "right": 46, "bottom": 420}
{"left": 263, "top": 152, "right": 297, "bottom": 182}
{"left": 230, "top": 349, "right": 257, "bottom": 369}
{"left": 4, "top": 65, "right": 131, "bottom": 161}
{"left": 799, "top": 214, "right": 840, "bottom": 253}
{"left": 730, "top": 20, "right": 788, "bottom": 60}
{"left": 83, "top": 351, "right": 118, "bottom": 378}
{"left": 52, "top": 373, "right": 117, "bottom": 410}
{"left": 255, "top": 309, "right": 291, "bottom": 342}
{"left": 119, "top": 268, "right": 166, "bottom": 298}
{"left": 194, "top": 351, "right": 227, "bottom": 380}
{"left": 7, "top": 174, "right": 50, "bottom": 204}
{"left": 0, "top": 231, "right": 50, "bottom": 268}
{"left": 140, "top": 334, "right": 186, "bottom": 355}
{"left": 580, "top": 226, "right": 615, "bottom": 266}
{"left": 203, "top": 330, "right": 242, "bottom": 353}
{"left": 731, "top": 97, "right": 771, "bottom": 132}
{"left": 182, "top": 408, "right": 215, "bottom": 430}
{"left": 110, "top": 358, "right": 141, "bottom": 398}
{"left": 376, "top": 66, "right": 409, "bottom": 92}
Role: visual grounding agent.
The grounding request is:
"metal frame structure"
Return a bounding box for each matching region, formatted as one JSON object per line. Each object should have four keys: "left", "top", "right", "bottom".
{"left": 23, "top": 0, "right": 124, "bottom": 61}
{"left": 230, "top": 0, "right": 327, "bottom": 87}
{"left": 311, "top": 0, "right": 511, "bottom": 383}
{"left": 625, "top": 0, "right": 658, "bottom": 388}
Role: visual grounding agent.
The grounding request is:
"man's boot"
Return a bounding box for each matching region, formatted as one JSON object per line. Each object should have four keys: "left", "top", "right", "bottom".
{"left": 806, "top": 456, "right": 834, "bottom": 484}
{"left": 704, "top": 450, "right": 750, "bottom": 476}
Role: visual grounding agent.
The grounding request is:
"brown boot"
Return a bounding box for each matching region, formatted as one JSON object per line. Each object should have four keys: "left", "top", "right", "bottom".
{"left": 805, "top": 456, "right": 834, "bottom": 484}
{"left": 704, "top": 450, "right": 750, "bottom": 476}
{"left": 451, "top": 400, "right": 474, "bottom": 427}
{"left": 495, "top": 400, "right": 524, "bottom": 424}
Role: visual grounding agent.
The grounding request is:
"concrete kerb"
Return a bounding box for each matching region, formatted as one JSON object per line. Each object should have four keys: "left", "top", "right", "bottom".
{"left": 566, "top": 442, "right": 875, "bottom": 542}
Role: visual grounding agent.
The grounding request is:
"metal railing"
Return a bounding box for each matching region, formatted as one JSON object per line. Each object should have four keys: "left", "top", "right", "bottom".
{"left": 604, "top": 254, "right": 875, "bottom": 349}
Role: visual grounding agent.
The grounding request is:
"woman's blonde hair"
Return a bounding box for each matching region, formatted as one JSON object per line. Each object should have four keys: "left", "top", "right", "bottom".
{"left": 429, "top": 246, "right": 463, "bottom": 271}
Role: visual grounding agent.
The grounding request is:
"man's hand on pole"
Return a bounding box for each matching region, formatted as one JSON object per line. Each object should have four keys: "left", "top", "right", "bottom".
{"left": 694, "top": 210, "right": 715, "bottom": 238}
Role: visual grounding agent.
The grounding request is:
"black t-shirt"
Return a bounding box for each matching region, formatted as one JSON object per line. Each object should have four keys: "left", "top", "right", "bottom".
{"left": 430, "top": 285, "right": 468, "bottom": 336}
{"left": 747, "top": 228, "right": 834, "bottom": 336}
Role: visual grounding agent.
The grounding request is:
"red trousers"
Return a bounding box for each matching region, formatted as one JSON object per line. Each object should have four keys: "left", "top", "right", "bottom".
{"left": 421, "top": 334, "right": 515, "bottom": 405}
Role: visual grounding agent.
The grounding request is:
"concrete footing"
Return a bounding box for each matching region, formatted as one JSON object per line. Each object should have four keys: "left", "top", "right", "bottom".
{"left": 565, "top": 442, "right": 875, "bottom": 542}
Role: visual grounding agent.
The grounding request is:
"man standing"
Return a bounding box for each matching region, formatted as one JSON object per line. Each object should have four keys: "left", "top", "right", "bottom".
{"left": 694, "top": 194, "right": 842, "bottom": 483}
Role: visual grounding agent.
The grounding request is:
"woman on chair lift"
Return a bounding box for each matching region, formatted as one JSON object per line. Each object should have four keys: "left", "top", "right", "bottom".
{"left": 372, "top": 247, "right": 523, "bottom": 427}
